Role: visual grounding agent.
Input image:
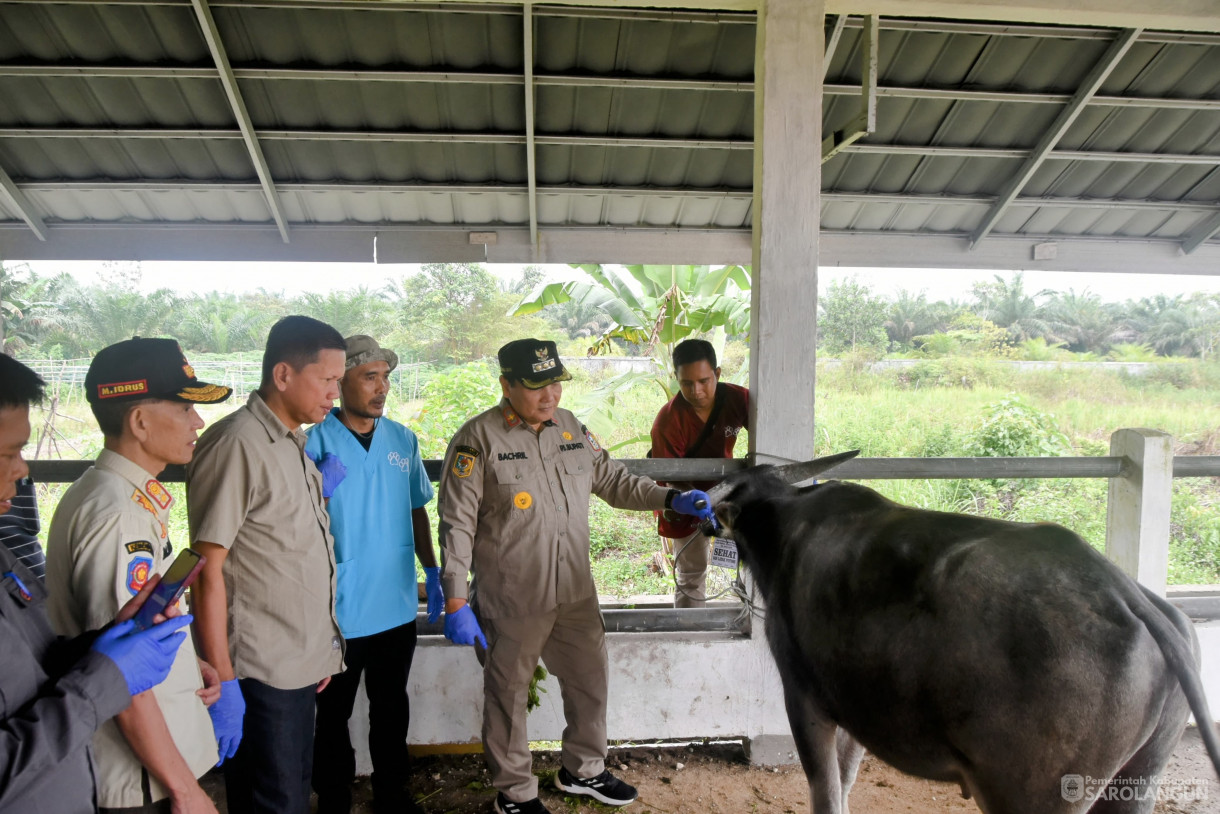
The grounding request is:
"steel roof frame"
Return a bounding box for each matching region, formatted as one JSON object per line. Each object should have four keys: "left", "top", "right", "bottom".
{"left": 15, "top": 180, "right": 1217, "bottom": 215}
{"left": 0, "top": 166, "right": 47, "bottom": 241}
{"left": 6, "top": 65, "right": 1219, "bottom": 115}
{"left": 8, "top": 128, "right": 1219, "bottom": 168}
{"left": 189, "top": 0, "right": 291, "bottom": 242}
{"left": 967, "top": 28, "right": 1142, "bottom": 250}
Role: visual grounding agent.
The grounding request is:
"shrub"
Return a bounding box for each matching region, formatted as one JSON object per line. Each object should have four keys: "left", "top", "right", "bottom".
{"left": 409, "top": 361, "right": 500, "bottom": 457}
{"left": 965, "top": 394, "right": 1072, "bottom": 459}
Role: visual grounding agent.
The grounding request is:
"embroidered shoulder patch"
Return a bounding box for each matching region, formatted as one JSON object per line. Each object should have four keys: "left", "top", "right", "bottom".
{"left": 145, "top": 479, "right": 172, "bottom": 509}
{"left": 582, "top": 425, "right": 602, "bottom": 453}
{"left": 126, "top": 556, "right": 153, "bottom": 595}
{"left": 125, "top": 540, "right": 155, "bottom": 555}
{"left": 131, "top": 489, "right": 156, "bottom": 516}
{"left": 452, "top": 445, "right": 479, "bottom": 479}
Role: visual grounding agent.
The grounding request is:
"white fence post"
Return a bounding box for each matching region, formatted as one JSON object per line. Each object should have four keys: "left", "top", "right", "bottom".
{"left": 1106, "top": 428, "right": 1173, "bottom": 597}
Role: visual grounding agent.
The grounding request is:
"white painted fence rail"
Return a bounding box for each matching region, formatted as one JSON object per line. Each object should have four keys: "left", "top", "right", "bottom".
{"left": 24, "top": 435, "right": 1220, "bottom": 768}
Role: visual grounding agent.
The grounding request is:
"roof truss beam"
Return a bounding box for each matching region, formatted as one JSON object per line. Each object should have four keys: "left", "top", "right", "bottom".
{"left": 968, "top": 27, "right": 1142, "bottom": 249}
{"left": 189, "top": 0, "right": 290, "bottom": 242}
{"left": 0, "top": 165, "right": 47, "bottom": 241}
{"left": 7, "top": 63, "right": 1218, "bottom": 112}
{"left": 822, "top": 14, "right": 877, "bottom": 163}
{"left": 11, "top": 127, "right": 1220, "bottom": 166}
{"left": 523, "top": 2, "right": 539, "bottom": 249}
{"left": 14, "top": 180, "right": 1217, "bottom": 216}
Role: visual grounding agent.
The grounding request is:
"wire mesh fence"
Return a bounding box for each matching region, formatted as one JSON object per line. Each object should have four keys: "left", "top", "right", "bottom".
{"left": 20, "top": 357, "right": 432, "bottom": 403}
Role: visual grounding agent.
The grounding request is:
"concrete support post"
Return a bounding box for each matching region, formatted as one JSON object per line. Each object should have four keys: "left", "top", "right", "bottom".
{"left": 1106, "top": 428, "right": 1174, "bottom": 597}
{"left": 748, "top": 0, "right": 822, "bottom": 464}
{"left": 744, "top": 0, "right": 824, "bottom": 766}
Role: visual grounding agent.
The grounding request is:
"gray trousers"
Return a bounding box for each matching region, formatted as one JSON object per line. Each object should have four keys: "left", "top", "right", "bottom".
{"left": 479, "top": 593, "right": 608, "bottom": 802}
{"left": 669, "top": 529, "right": 710, "bottom": 608}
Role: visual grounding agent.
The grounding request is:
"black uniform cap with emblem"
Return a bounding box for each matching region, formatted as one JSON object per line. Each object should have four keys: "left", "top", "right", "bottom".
{"left": 85, "top": 337, "right": 232, "bottom": 405}
{"left": 498, "top": 338, "right": 573, "bottom": 390}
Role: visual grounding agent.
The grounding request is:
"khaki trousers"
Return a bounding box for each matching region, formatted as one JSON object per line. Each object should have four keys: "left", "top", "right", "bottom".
{"left": 669, "top": 529, "right": 710, "bottom": 608}
{"left": 479, "top": 593, "right": 608, "bottom": 802}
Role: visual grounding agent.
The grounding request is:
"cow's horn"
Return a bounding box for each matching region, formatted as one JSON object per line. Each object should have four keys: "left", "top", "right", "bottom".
{"left": 770, "top": 449, "right": 861, "bottom": 485}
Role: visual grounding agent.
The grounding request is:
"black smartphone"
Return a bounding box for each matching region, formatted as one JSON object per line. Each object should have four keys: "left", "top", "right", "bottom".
{"left": 131, "top": 548, "right": 206, "bottom": 631}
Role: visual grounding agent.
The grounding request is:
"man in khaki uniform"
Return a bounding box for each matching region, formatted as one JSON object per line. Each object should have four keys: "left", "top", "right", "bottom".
{"left": 187, "top": 315, "right": 347, "bottom": 814}
{"left": 46, "top": 337, "right": 232, "bottom": 813}
{"left": 438, "top": 338, "right": 714, "bottom": 814}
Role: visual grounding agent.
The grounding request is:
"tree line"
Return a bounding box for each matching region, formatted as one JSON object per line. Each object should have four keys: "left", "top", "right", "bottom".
{"left": 3, "top": 261, "right": 1218, "bottom": 365}
{"left": 0, "top": 262, "right": 554, "bottom": 362}
{"left": 820, "top": 273, "right": 1220, "bottom": 361}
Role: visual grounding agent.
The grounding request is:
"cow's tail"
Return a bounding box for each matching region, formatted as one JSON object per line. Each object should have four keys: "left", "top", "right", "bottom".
{"left": 1122, "top": 580, "right": 1220, "bottom": 779}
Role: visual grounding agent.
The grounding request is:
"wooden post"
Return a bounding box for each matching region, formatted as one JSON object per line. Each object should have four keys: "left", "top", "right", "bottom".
{"left": 748, "top": 0, "right": 823, "bottom": 466}
{"left": 1106, "top": 428, "right": 1173, "bottom": 597}
{"left": 744, "top": 0, "right": 824, "bottom": 767}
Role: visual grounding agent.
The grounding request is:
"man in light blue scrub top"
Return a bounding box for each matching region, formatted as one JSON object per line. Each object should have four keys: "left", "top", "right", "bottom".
{"left": 305, "top": 335, "right": 443, "bottom": 814}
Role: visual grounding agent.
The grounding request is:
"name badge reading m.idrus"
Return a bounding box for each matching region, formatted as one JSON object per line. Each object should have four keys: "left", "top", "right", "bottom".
{"left": 711, "top": 540, "right": 738, "bottom": 570}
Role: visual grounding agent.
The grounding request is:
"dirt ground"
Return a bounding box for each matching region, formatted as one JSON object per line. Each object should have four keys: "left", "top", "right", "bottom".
{"left": 200, "top": 727, "right": 1219, "bottom": 814}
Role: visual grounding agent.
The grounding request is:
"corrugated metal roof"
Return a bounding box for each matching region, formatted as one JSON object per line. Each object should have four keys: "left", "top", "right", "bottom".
{"left": 0, "top": 1, "right": 1219, "bottom": 264}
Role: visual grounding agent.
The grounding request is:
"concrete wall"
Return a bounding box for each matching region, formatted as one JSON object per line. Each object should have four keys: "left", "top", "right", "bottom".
{"left": 348, "top": 617, "right": 1220, "bottom": 773}
{"left": 350, "top": 627, "right": 797, "bottom": 774}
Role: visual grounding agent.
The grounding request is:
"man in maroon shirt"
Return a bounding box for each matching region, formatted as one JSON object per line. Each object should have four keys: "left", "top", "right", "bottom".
{"left": 649, "top": 339, "right": 749, "bottom": 607}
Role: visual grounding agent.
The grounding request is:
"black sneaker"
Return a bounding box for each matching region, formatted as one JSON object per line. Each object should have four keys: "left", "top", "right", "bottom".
{"left": 554, "top": 767, "right": 638, "bottom": 806}
{"left": 494, "top": 792, "right": 552, "bottom": 814}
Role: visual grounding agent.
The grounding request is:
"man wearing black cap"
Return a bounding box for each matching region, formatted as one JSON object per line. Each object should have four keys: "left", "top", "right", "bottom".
{"left": 45, "top": 337, "right": 233, "bottom": 813}
{"left": 438, "top": 338, "right": 715, "bottom": 814}
{"left": 0, "top": 353, "right": 193, "bottom": 814}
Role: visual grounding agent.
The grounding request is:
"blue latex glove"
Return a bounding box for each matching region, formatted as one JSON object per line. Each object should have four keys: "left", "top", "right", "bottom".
{"left": 208, "top": 678, "right": 245, "bottom": 766}
{"left": 671, "top": 489, "right": 715, "bottom": 522}
{"left": 306, "top": 451, "right": 347, "bottom": 498}
{"left": 424, "top": 567, "right": 444, "bottom": 623}
{"left": 444, "top": 604, "right": 487, "bottom": 648}
{"left": 91, "top": 615, "right": 192, "bottom": 696}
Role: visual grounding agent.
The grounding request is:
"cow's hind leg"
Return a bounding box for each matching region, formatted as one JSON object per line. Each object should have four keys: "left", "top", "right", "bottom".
{"left": 836, "top": 728, "right": 865, "bottom": 814}
{"left": 779, "top": 672, "right": 844, "bottom": 814}
{"left": 1086, "top": 720, "right": 1184, "bottom": 814}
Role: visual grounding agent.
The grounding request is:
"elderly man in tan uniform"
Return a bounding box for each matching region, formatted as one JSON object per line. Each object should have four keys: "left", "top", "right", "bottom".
{"left": 46, "top": 337, "right": 232, "bottom": 813}
{"left": 438, "top": 338, "right": 714, "bottom": 814}
{"left": 187, "top": 315, "right": 347, "bottom": 814}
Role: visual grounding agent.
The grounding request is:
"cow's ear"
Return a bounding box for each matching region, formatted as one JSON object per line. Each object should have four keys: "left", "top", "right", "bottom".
{"left": 716, "top": 501, "right": 741, "bottom": 530}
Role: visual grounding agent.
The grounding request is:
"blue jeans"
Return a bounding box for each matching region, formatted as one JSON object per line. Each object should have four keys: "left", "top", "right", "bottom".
{"left": 223, "top": 678, "right": 317, "bottom": 814}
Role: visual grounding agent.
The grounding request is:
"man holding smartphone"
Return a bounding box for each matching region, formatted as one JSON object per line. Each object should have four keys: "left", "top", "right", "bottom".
{"left": 305, "top": 335, "right": 441, "bottom": 814}
{"left": 1, "top": 353, "right": 192, "bottom": 814}
{"left": 45, "top": 337, "right": 233, "bottom": 813}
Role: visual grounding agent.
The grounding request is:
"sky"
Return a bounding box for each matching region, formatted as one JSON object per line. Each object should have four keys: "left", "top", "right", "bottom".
{"left": 25, "top": 260, "right": 1220, "bottom": 304}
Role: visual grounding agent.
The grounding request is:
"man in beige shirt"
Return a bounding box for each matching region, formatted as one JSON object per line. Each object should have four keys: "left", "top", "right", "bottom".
{"left": 46, "top": 337, "right": 232, "bottom": 813}
{"left": 438, "top": 338, "right": 714, "bottom": 814}
{"left": 187, "top": 315, "right": 346, "bottom": 814}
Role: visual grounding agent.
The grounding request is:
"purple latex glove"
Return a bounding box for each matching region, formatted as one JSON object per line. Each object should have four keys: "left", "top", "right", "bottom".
{"left": 444, "top": 605, "right": 487, "bottom": 648}
{"left": 208, "top": 678, "right": 245, "bottom": 766}
{"left": 306, "top": 450, "right": 347, "bottom": 498}
{"left": 91, "top": 615, "right": 192, "bottom": 696}
{"left": 424, "top": 567, "right": 444, "bottom": 624}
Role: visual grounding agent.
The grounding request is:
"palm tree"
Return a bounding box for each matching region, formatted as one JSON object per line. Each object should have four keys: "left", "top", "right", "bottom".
{"left": 970, "top": 272, "right": 1055, "bottom": 344}
{"left": 883, "top": 289, "right": 938, "bottom": 349}
{"left": 294, "top": 287, "right": 394, "bottom": 338}
{"left": 1041, "top": 288, "right": 1120, "bottom": 354}
{"left": 178, "top": 292, "right": 275, "bottom": 353}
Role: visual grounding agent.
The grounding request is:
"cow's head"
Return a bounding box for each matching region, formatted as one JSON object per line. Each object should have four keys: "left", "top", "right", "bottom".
{"left": 703, "top": 449, "right": 861, "bottom": 539}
